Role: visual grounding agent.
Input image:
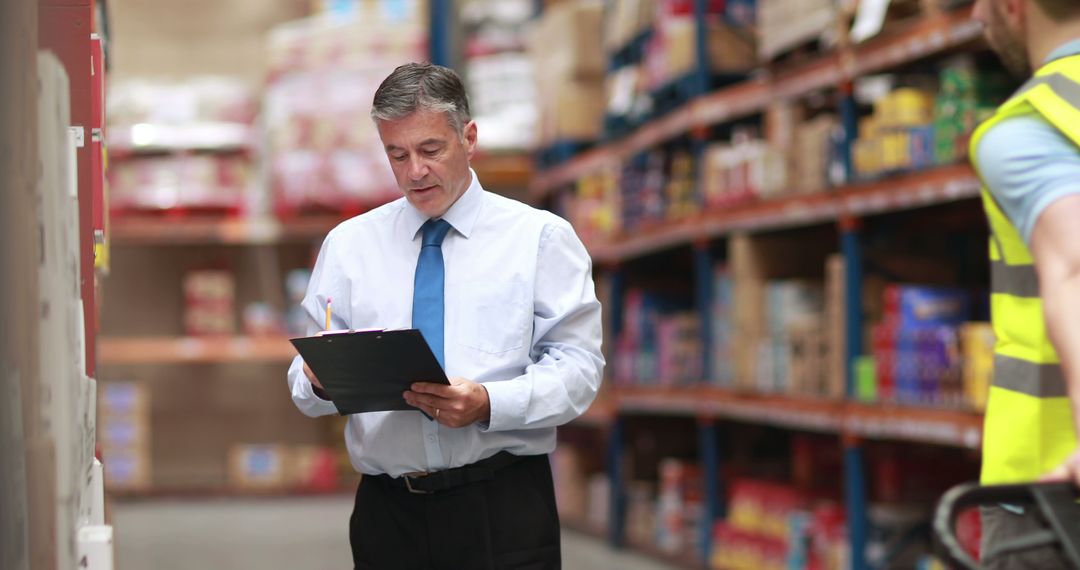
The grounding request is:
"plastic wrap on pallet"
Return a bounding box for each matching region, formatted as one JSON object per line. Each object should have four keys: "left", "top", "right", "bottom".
{"left": 265, "top": 10, "right": 426, "bottom": 217}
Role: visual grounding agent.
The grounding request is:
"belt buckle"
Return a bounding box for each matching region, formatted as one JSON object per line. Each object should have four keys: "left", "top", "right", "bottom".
{"left": 403, "top": 471, "right": 432, "bottom": 495}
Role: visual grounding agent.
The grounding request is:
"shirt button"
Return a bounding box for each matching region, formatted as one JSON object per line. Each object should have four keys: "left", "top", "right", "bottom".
{"left": 427, "top": 435, "right": 436, "bottom": 442}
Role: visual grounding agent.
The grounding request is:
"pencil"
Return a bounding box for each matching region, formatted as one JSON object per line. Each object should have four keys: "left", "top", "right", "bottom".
{"left": 325, "top": 298, "right": 332, "bottom": 331}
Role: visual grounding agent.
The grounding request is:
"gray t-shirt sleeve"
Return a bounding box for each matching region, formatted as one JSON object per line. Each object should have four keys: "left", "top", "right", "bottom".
{"left": 975, "top": 114, "right": 1080, "bottom": 245}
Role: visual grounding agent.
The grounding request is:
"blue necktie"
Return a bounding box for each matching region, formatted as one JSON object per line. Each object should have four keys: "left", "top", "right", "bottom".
{"left": 413, "top": 219, "right": 452, "bottom": 368}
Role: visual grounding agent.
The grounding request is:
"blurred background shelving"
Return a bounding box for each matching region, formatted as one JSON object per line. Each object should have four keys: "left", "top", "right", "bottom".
{"left": 18, "top": 0, "right": 1015, "bottom": 567}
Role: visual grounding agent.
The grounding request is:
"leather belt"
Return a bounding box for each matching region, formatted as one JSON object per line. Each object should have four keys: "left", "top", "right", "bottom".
{"left": 378, "top": 451, "right": 525, "bottom": 494}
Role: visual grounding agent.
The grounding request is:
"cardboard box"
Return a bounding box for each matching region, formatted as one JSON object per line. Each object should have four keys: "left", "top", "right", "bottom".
{"left": 98, "top": 381, "right": 150, "bottom": 419}
{"left": 794, "top": 115, "right": 839, "bottom": 194}
{"left": 229, "top": 444, "right": 290, "bottom": 490}
{"left": 536, "top": 78, "right": 606, "bottom": 145}
{"left": 825, "top": 255, "right": 847, "bottom": 399}
{"left": 604, "top": 0, "right": 656, "bottom": 55}
{"left": 731, "top": 233, "right": 833, "bottom": 388}
{"left": 758, "top": 0, "right": 837, "bottom": 60}
{"left": 98, "top": 414, "right": 150, "bottom": 450}
{"left": 102, "top": 447, "right": 151, "bottom": 491}
{"left": 660, "top": 18, "right": 755, "bottom": 82}
{"left": 529, "top": 1, "right": 605, "bottom": 79}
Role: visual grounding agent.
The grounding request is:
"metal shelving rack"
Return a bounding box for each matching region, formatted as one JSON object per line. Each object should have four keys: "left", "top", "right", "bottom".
{"left": 540, "top": 3, "right": 989, "bottom": 569}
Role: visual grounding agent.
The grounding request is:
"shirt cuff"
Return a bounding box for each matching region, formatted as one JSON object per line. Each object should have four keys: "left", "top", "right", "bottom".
{"left": 479, "top": 379, "right": 526, "bottom": 432}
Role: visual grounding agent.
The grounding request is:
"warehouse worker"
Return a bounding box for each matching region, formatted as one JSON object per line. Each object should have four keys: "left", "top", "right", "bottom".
{"left": 971, "top": 0, "right": 1080, "bottom": 566}
{"left": 286, "top": 62, "right": 604, "bottom": 570}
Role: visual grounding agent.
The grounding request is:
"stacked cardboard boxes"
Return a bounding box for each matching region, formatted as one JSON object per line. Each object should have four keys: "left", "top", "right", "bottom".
{"left": 731, "top": 233, "right": 839, "bottom": 395}
{"left": 98, "top": 383, "right": 152, "bottom": 491}
{"left": 528, "top": 1, "right": 606, "bottom": 146}
{"left": 604, "top": 0, "right": 656, "bottom": 57}
{"left": 643, "top": 2, "right": 755, "bottom": 91}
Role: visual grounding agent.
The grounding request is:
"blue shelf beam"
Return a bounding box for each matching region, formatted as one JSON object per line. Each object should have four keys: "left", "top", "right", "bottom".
{"left": 840, "top": 217, "right": 868, "bottom": 570}
{"left": 698, "top": 417, "right": 723, "bottom": 564}
{"left": 429, "top": 0, "right": 452, "bottom": 67}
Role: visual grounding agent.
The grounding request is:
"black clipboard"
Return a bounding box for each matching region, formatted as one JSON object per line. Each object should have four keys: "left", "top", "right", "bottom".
{"left": 290, "top": 329, "right": 449, "bottom": 415}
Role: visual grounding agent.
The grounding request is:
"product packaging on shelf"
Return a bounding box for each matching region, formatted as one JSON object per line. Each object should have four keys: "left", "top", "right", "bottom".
{"left": 183, "top": 270, "right": 237, "bottom": 336}
{"left": 107, "top": 78, "right": 258, "bottom": 216}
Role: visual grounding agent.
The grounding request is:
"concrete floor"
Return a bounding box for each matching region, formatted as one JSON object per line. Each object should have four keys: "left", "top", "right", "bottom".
{"left": 111, "top": 496, "right": 677, "bottom": 570}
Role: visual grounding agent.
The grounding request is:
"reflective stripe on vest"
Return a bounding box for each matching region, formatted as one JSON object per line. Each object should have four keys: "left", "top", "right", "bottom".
{"left": 971, "top": 53, "right": 1080, "bottom": 484}
{"left": 993, "top": 353, "right": 1067, "bottom": 398}
{"left": 1016, "top": 72, "right": 1080, "bottom": 107}
{"left": 990, "top": 260, "right": 1039, "bottom": 297}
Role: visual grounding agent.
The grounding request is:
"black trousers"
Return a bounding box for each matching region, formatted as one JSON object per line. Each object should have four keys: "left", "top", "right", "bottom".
{"left": 350, "top": 454, "right": 561, "bottom": 570}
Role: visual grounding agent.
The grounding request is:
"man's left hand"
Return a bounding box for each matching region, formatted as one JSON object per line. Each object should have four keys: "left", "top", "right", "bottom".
{"left": 404, "top": 377, "right": 491, "bottom": 428}
{"left": 1041, "top": 447, "right": 1080, "bottom": 487}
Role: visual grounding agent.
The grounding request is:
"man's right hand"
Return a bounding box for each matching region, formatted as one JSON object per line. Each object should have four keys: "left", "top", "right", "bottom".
{"left": 303, "top": 361, "right": 324, "bottom": 390}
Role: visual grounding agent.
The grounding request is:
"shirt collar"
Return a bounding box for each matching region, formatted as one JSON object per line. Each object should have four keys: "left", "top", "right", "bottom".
{"left": 404, "top": 168, "right": 484, "bottom": 241}
{"left": 1045, "top": 39, "right": 1080, "bottom": 64}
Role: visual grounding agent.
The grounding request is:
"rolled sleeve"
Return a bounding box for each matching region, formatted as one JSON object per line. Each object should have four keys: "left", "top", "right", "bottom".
{"left": 482, "top": 221, "right": 605, "bottom": 432}
{"left": 976, "top": 115, "right": 1080, "bottom": 245}
{"left": 287, "top": 355, "right": 338, "bottom": 417}
{"left": 287, "top": 230, "right": 347, "bottom": 418}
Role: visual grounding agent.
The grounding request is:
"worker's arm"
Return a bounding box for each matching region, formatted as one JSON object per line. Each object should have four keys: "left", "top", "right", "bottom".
{"left": 1032, "top": 195, "right": 1080, "bottom": 487}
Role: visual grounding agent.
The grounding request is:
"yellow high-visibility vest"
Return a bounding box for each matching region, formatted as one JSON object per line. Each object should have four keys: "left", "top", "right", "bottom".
{"left": 970, "top": 53, "right": 1080, "bottom": 484}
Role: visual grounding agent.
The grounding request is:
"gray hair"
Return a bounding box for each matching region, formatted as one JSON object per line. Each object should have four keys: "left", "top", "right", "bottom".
{"left": 371, "top": 62, "right": 471, "bottom": 134}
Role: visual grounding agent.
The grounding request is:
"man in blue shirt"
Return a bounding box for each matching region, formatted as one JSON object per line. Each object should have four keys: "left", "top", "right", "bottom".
{"left": 287, "top": 63, "right": 605, "bottom": 569}
{"left": 972, "top": 0, "right": 1080, "bottom": 567}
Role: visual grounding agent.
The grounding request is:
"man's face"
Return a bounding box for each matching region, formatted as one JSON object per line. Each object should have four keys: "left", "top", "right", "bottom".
{"left": 973, "top": 0, "right": 1031, "bottom": 77}
{"left": 377, "top": 109, "right": 477, "bottom": 219}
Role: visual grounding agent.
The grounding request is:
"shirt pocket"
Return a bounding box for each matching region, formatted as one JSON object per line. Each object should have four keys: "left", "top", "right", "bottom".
{"left": 456, "top": 280, "right": 530, "bottom": 354}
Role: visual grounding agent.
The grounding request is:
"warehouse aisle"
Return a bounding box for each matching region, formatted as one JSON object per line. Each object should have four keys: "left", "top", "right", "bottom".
{"left": 112, "top": 497, "right": 675, "bottom": 570}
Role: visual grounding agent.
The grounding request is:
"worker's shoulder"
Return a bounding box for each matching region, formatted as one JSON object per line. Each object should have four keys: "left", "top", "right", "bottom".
{"left": 976, "top": 113, "right": 1079, "bottom": 176}
{"left": 481, "top": 190, "right": 572, "bottom": 230}
{"left": 324, "top": 197, "right": 406, "bottom": 241}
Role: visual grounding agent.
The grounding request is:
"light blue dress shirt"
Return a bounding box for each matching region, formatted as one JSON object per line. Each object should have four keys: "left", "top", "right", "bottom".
{"left": 287, "top": 170, "right": 605, "bottom": 477}
{"left": 975, "top": 40, "right": 1080, "bottom": 245}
